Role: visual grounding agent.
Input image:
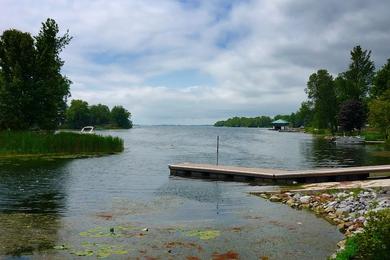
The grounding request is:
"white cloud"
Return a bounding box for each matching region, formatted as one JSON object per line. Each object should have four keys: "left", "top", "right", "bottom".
{"left": 1, "top": 0, "right": 389, "bottom": 124}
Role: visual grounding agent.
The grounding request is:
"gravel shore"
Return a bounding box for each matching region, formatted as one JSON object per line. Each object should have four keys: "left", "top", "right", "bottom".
{"left": 254, "top": 187, "right": 390, "bottom": 257}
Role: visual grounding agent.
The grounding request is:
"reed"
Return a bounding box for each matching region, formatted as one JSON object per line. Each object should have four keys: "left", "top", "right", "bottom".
{"left": 0, "top": 131, "right": 124, "bottom": 156}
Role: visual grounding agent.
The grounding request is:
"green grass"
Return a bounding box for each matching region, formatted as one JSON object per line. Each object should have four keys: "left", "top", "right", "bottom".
{"left": 361, "top": 130, "right": 385, "bottom": 141}
{"left": 0, "top": 131, "right": 124, "bottom": 157}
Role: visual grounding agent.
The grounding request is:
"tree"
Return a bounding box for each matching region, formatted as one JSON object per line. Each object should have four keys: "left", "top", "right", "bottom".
{"left": 65, "top": 100, "right": 91, "bottom": 129}
{"left": 338, "top": 99, "right": 365, "bottom": 132}
{"left": 371, "top": 59, "right": 390, "bottom": 99}
{"left": 295, "top": 101, "right": 314, "bottom": 127}
{"left": 90, "top": 104, "right": 110, "bottom": 126}
{"left": 110, "top": 106, "right": 132, "bottom": 129}
{"left": 0, "top": 29, "right": 35, "bottom": 130}
{"left": 368, "top": 89, "right": 390, "bottom": 140}
{"left": 305, "top": 69, "right": 338, "bottom": 131}
{"left": 34, "top": 18, "right": 72, "bottom": 129}
{"left": 341, "top": 46, "right": 375, "bottom": 101}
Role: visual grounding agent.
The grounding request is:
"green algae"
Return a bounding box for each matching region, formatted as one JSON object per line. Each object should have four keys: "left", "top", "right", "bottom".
{"left": 54, "top": 243, "right": 128, "bottom": 258}
{"left": 184, "top": 229, "right": 220, "bottom": 240}
{"left": 79, "top": 225, "right": 137, "bottom": 238}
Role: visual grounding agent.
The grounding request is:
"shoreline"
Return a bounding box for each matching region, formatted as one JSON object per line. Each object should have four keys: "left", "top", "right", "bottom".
{"left": 252, "top": 184, "right": 390, "bottom": 258}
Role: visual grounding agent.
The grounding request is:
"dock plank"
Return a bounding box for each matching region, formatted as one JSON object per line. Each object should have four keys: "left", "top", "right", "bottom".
{"left": 169, "top": 163, "right": 390, "bottom": 183}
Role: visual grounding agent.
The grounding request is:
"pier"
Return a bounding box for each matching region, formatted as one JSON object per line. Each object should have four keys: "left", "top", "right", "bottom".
{"left": 169, "top": 163, "right": 390, "bottom": 183}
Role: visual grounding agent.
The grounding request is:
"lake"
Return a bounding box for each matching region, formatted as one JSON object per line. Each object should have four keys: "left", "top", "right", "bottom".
{"left": 1, "top": 126, "right": 389, "bottom": 259}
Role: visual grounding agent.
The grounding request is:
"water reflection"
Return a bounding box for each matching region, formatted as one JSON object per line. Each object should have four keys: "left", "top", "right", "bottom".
{"left": 0, "top": 159, "right": 69, "bottom": 255}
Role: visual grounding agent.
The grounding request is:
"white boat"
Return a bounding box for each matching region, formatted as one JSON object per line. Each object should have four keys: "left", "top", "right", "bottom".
{"left": 334, "top": 136, "right": 365, "bottom": 144}
{"left": 80, "top": 126, "right": 95, "bottom": 134}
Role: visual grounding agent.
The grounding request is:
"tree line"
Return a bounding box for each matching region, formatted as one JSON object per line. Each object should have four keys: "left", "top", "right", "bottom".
{"left": 64, "top": 99, "right": 132, "bottom": 129}
{"left": 215, "top": 46, "right": 390, "bottom": 140}
{"left": 214, "top": 116, "right": 273, "bottom": 127}
{"left": 300, "top": 46, "right": 389, "bottom": 139}
{"left": 0, "top": 19, "right": 71, "bottom": 130}
{"left": 0, "top": 19, "right": 133, "bottom": 131}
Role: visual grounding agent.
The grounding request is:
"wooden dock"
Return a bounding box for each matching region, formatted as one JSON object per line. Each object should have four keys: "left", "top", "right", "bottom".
{"left": 169, "top": 163, "right": 390, "bottom": 183}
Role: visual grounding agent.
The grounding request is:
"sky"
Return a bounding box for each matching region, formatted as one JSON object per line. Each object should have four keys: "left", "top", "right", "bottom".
{"left": 1, "top": 0, "right": 390, "bottom": 125}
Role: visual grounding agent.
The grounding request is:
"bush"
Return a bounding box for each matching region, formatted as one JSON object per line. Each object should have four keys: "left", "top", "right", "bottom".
{"left": 335, "top": 209, "right": 390, "bottom": 260}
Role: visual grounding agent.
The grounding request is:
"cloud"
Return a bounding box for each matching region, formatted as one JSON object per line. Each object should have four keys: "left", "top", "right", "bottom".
{"left": 1, "top": 0, "right": 390, "bottom": 124}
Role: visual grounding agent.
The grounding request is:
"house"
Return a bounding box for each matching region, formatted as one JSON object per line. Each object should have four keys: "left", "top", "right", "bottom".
{"left": 272, "top": 119, "right": 289, "bottom": 130}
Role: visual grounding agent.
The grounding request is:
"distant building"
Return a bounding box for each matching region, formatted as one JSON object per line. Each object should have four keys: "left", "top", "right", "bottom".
{"left": 272, "top": 119, "right": 289, "bottom": 130}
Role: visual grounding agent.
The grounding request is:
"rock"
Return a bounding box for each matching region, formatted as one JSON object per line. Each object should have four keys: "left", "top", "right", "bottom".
{"left": 259, "top": 193, "right": 269, "bottom": 199}
{"left": 269, "top": 195, "right": 282, "bottom": 202}
{"left": 325, "top": 206, "right": 334, "bottom": 213}
{"left": 336, "top": 206, "right": 351, "bottom": 216}
{"left": 286, "top": 199, "right": 295, "bottom": 207}
{"left": 337, "top": 192, "right": 348, "bottom": 198}
{"left": 299, "top": 196, "right": 311, "bottom": 204}
{"left": 337, "top": 240, "right": 346, "bottom": 249}
{"left": 337, "top": 222, "right": 345, "bottom": 231}
{"left": 293, "top": 193, "right": 302, "bottom": 199}
{"left": 321, "top": 193, "right": 332, "bottom": 199}
{"left": 356, "top": 216, "right": 365, "bottom": 223}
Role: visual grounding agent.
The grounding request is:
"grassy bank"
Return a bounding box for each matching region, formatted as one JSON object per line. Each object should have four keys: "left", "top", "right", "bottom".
{"left": 0, "top": 131, "right": 124, "bottom": 157}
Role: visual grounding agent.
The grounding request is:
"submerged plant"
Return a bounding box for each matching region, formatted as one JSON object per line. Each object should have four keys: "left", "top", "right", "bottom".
{"left": 184, "top": 229, "right": 220, "bottom": 240}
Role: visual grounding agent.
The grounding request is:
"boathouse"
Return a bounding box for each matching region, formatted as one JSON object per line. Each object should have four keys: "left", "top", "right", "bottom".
{"left": 272, "top": 119, "right": 289, "bottom": 130}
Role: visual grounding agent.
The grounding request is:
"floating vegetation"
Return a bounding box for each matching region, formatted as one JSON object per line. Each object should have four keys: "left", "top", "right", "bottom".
{"left": 79, "top": 225, "right": 137, "bottom": 238}
{"left": 184, "top": 229, "right": 220, "bottom": 240}
{"left": 0, "top": 213, "right": 60, "bottom": 256}
{"left": 54, "top": 242, "right": 128, "bottom": 258}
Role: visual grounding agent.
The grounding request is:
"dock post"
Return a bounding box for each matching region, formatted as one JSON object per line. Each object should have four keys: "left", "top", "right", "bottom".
{"left": 216, "top": 136, "right": 219, "bottom": 166}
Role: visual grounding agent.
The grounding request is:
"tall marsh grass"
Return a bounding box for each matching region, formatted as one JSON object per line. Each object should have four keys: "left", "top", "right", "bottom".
{"left": 0, "top": 131, "right": 124, "bottom": 156}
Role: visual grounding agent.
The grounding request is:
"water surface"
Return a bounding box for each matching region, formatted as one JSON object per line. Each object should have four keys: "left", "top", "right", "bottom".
{"left": 1, "top": 126, "right": 389, "bottom": 259}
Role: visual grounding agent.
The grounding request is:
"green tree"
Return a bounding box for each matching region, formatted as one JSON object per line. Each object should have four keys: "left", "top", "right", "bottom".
{"left": 295, "top": 101, "right": 314, "bottom": 127}
{"left": 371, "top": 58, "right": 390, "bottom": 98}
{"left": 110, "top": 106, "right": 133, "bottom": 129}
{"left": 368, "top": 89, "right": 390, "bottom": 140}
{"left": 341, "top": 45, "right": 375, "bottom": 101}
{"left": 34, "top": 18, "right": 72, "bottom": 129}
{"left": 90, "top": 104, "right": 111, "bottom": 126}
{"left": 305, "top": 69, "right": 338, "bottom": 131}
{"left": 0, "top": 29, "right": 36, "bottom": 130}
{"left": 65, "top": 99, "right": 91, "bottom": 129}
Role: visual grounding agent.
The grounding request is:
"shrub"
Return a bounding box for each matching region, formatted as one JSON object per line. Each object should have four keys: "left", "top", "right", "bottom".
{"left": 335, "top": 209, "right": 390, "bottom": 260}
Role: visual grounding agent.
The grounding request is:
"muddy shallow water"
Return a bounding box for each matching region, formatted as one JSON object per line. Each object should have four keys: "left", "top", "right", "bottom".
{"left": 1, "top": 126, "right": 389, "bottom": 259}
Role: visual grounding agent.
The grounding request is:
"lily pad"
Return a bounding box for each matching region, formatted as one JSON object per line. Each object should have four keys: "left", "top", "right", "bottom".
{"left": 53, "top": 245, "right": 68, "bottom": 250}
{"left": 184, "top": 230, "right": 220, "bottom": 240}
{"left": 71, "top": 249, "right": 94, "bottom": 256}
{"left": 79, "top": 225, "right": 137, "bottom": 238}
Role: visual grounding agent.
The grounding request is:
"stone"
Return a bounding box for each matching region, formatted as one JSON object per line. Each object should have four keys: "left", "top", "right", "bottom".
{"left": 259, "top": 193, "right": 269, "bottom": 199}
{"left": 293, "top": 193, "right": 302, "bottom": 199}
{"left": 325, "top": 206, "right": 334, "bottom": 213}
{"left": 337, "top": 223, "right": 345, "bottom": 231}
{"left": 299, "top": 195, "right": 311, "bottom": 204}
{"left": 321, "top": 193, "right": 332, "bottom": 199}
{"left": 286, "top": 199, "right": 295, "bottom": 207}
{"left": 336, "top": 206, "right": 351, "bottom": 216}
{"left": 269, "top": 195, "right": 282, "bottom": 202}
{"left": 337, "top": 240, "right": 346, "bottom": 249}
